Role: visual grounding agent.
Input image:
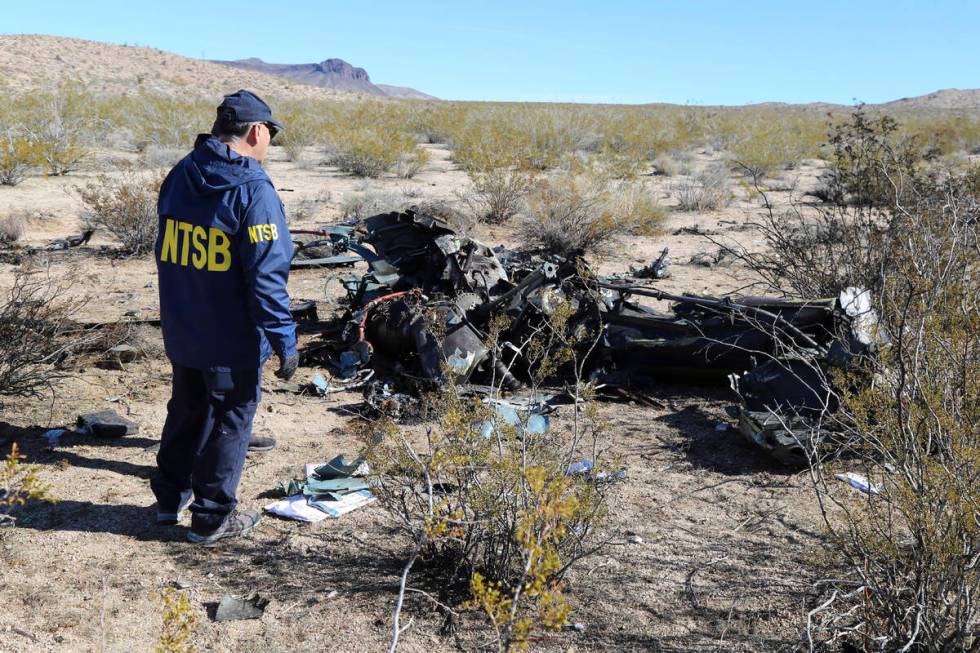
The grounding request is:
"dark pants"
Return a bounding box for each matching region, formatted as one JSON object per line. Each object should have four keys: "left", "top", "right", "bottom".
{"left": 151, "top": 363, "right": 261, "bottom": 533}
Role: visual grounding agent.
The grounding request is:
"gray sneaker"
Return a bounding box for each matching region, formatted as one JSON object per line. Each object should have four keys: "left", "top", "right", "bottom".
{"left": 156, "top": 490, "right": 193, "bottom": 526}
{"left": 247, "top": 435, "right": 276, "bottom": 454}
{"left": 186, "top": 509, "right": 261, "bottom": 546}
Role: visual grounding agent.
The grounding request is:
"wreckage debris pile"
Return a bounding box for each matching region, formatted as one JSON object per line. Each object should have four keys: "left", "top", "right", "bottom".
{"left": 283, "top": 209, "right": 885, "bottom": 465}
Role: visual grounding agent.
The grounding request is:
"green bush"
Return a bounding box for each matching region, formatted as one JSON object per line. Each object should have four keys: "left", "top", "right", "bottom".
{"left": 0, "top": 130, "right": 39, "bottom": 186}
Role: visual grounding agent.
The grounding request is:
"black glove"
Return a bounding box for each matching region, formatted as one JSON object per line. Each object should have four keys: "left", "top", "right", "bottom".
{"left": 275, "top": 351, "right": 299, "bottom": 381}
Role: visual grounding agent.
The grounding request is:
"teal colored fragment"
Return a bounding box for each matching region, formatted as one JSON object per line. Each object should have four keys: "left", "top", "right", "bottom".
{"left": 314, "top": 455, "right": 366, "bottom": 480}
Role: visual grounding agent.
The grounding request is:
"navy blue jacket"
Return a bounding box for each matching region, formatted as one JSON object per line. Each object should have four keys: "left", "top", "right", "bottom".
{"left": 155, "top": 136, "right": 296, "bottom": 371}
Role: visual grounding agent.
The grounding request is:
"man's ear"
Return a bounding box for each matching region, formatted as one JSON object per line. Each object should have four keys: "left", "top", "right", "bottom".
{"left": 246, "top": 123, "right": 261, "bottom": 146}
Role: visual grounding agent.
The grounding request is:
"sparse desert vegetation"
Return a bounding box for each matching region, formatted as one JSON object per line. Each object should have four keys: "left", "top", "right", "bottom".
{"left": 0, "top": 34, "right": 978, "bottom": 653}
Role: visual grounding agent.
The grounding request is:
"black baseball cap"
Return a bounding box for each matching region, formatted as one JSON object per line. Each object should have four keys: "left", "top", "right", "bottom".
{"left": 216, "top": 89, "right": 285, "bottom": 132}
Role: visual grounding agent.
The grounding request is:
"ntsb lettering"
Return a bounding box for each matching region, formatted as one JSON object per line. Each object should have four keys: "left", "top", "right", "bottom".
{"left": 159, "top": 218, "right": 231, "bottom": 272}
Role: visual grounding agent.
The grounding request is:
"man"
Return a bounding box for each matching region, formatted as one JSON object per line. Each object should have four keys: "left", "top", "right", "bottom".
{"left": 151, "top": 90, "right": 298, "bottom": 545}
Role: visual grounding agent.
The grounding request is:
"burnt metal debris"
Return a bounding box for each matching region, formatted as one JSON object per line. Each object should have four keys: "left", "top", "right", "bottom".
{"left": 287, "top": 208, "right": 884, "bottom": 465}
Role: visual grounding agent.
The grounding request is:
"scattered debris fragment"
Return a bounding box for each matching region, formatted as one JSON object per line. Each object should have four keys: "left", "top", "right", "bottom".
{"left": 43, "top": 429, "right": 68, "bottom": 446}
{"left": 835, "top": 472, "right": 880, "bottom": 495}
{"left": 77, "top": 410, "right": 138, "bottom": 438}
{"left": 265, "top": 456, "right": 377, "bottom": 521}
{"left": 99, "top": 344, "right": 140, "bottom": 370}
{"left": 214, "top": 592, "right": 269, "bottom": 622}
{"left": 46, "top": 229, "right": 95, "bottom": 251}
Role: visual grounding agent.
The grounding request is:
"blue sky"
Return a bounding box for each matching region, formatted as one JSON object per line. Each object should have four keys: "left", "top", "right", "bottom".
{"left": 2, "top": 0, "right": 977, "bottom": 105}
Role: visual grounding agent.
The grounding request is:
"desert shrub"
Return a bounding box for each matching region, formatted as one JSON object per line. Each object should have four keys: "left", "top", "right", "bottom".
{"left": 609, "top": 181, "right": 668, "bottom": 236}
{"left": 29, "top": 120, "right": 89, "bottom": 176}
{"left": 19, "top": 84, "right": 96, "bottom": 175}
{"left": 366, "top": 304, "right": 611, "bottom": 651}
{"left": 155, "top": 587, "right": 197, "bottom": 653}
{"left": 818, "top": 110, "right": 923, "bottom": 208}
{"left": 800, "top": 172, "right": 979, "bottom": 652}
{"left": 0, "top": 214, "right": 26, "bottom": 245}
{"left": 395, "top": 146, "right": 431, "bottom": 179}
{"left": 651, "top": 153, "right": 680, "bottom": 177}
{"left": 136, "top": 95, "right": 210, "bottom": 150}
{"left": 674, "top": 163, "right": 733, "bottom": 211}
{"left": 0, "top": 271, "right": 83, "bottom": 400}
{"left": 286, "top": 190, "right": 331, "bottom": 223}
{"left": 409, "top": 197, "right": 466, "bottom": 225}
{"left": 78, "top": 169, "right": 165, "bottom": 254}
{"left": 463, "top": 168, "right": 536, "bottom": 224}
{"left": 1, "top": 443, "right": 56, "bottom": 527}
{"left": 274, "top": 107, "right": 321, "bottom": 163}
{"left": 728, "top": 114, "right": 980, "bottom": 649}
{"left": 339, "top": 189, "right": 411, "bottom": 221}
{"left": 328, "top": 126, "right": 418, "bottom": 177}
{"left": 0, "top": 129, "right": 40, "bottom": 186}
{"left": 139, "top": 145, "right": 186, "bottom": 168}
{"left": 727, "top": 115, "right": 824, "bottom": 180}
{"left": 731, "top": 113, "right": 940, "bottom": 298}
{"left": 518, "top": 174, "right": 662, "bottom": 256}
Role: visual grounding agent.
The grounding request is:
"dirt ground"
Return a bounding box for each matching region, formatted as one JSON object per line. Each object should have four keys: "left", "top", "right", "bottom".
{"left": 0, "top": 143, "right": 831, "bottom": 652}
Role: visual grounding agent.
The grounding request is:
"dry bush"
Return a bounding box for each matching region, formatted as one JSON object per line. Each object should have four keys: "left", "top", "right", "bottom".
{"left": 0, "top": 214, "right": 26, "bottom": 245}
{"left": 610, "top": 181, "right": 669, "bottom": 236}
{"left": 395, "top": 146, "right": 431, "bottom": 179}
{"left": 651, "top": 153, "right": 680, "bottom": 177}
{"left": 727, "top": 116, "right": 824, "bottom": 179}
{"left": 365, "top": 305, "right": 612, "bottom": 652}
{"left": 339, "top": 189, "right": 411, "bottom": 221}
{"left": 287, "top": 190, "right": 332, "bottom": 223}
{"left": 328, "top": 126, "right": 420, "bottom": 178}
{"left": 78, "top": 169, "right": 165, "bottom": 254}
{"left": 25, "top": 99, "right": 91, "bottom": 175}
{"left": 0, "top": 129, "right": 39, "bottom": 186}
{"left": 673, "top": 163, "right": 733, "bottom": 212}
{"left": 730, "top": 113, "right": 980, "bottom": 651}
{"left": 274, "top": 107, "right": 321, "bottom": 163}
{"left": 518, "top": 174, "right": 664, "bottom": 256}
{"left": 462, "top": 168, "right": 536, "bottom": 225}
{"left": 139, "top": 145, "right": 186, "bottom": 169}
{"left": 817, "top": 110, "right": 924, "bottom": 208}
{"left": 801, "top": 173, "right": 979, "bottom": 652}
{"left": 0, "top": 270, "right": 84, "bottom": 400}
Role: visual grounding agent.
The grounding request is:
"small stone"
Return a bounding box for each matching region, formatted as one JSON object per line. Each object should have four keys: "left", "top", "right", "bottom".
{"left": 172, "top": 579, "right": 192, "bottom": 590}
{"left": 627, "top": 535, "right": 643, "bottom": 544}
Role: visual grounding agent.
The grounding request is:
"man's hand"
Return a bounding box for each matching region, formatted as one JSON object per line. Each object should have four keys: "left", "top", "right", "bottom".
{"left": 275, "top": 351, "right": 299, "bottom": 381}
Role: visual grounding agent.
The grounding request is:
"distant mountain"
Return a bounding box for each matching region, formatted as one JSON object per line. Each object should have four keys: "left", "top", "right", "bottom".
{"left": 212, "top": 57, "right": 438, "bottom": 100}
{"left": 0, "top": 34, "right": 352, "bottom": 100}
{"left": 879, "top": 88, "right": 980, "bottom": 111}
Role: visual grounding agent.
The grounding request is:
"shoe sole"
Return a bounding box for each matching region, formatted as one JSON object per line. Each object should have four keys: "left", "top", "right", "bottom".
{"left": 186, "top": 519, "right": 259, "bottom": 547}
{"left": 247, "top": 445, "right": 274, "bottom": 454}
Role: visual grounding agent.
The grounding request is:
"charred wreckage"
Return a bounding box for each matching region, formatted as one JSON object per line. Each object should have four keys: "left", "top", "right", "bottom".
{"left": 283, "top": 208, "right": 883, "bottom": 466}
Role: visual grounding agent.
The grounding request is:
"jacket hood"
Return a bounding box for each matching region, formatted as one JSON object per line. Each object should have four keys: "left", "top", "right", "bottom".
{"left": 179, "top": 135, "right": 269, "bottom": 196}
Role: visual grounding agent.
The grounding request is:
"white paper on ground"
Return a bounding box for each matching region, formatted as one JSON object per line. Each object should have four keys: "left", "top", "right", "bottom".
{"left": 264, "top": 494, "right": 330, "bottom": 523}
{"left": 309, "top": 489, "right": 377, "bottom": 517}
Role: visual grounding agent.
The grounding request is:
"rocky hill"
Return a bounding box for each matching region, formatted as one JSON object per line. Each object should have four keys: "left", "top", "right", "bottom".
{"left": 0, "top": 34, "right": 356, "bottom": 100}
{"left": 880, "top": 88, "right": 980, "bottom": 111}
{"left": 212, "top": 57, "right": 438, "bottom": 100}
